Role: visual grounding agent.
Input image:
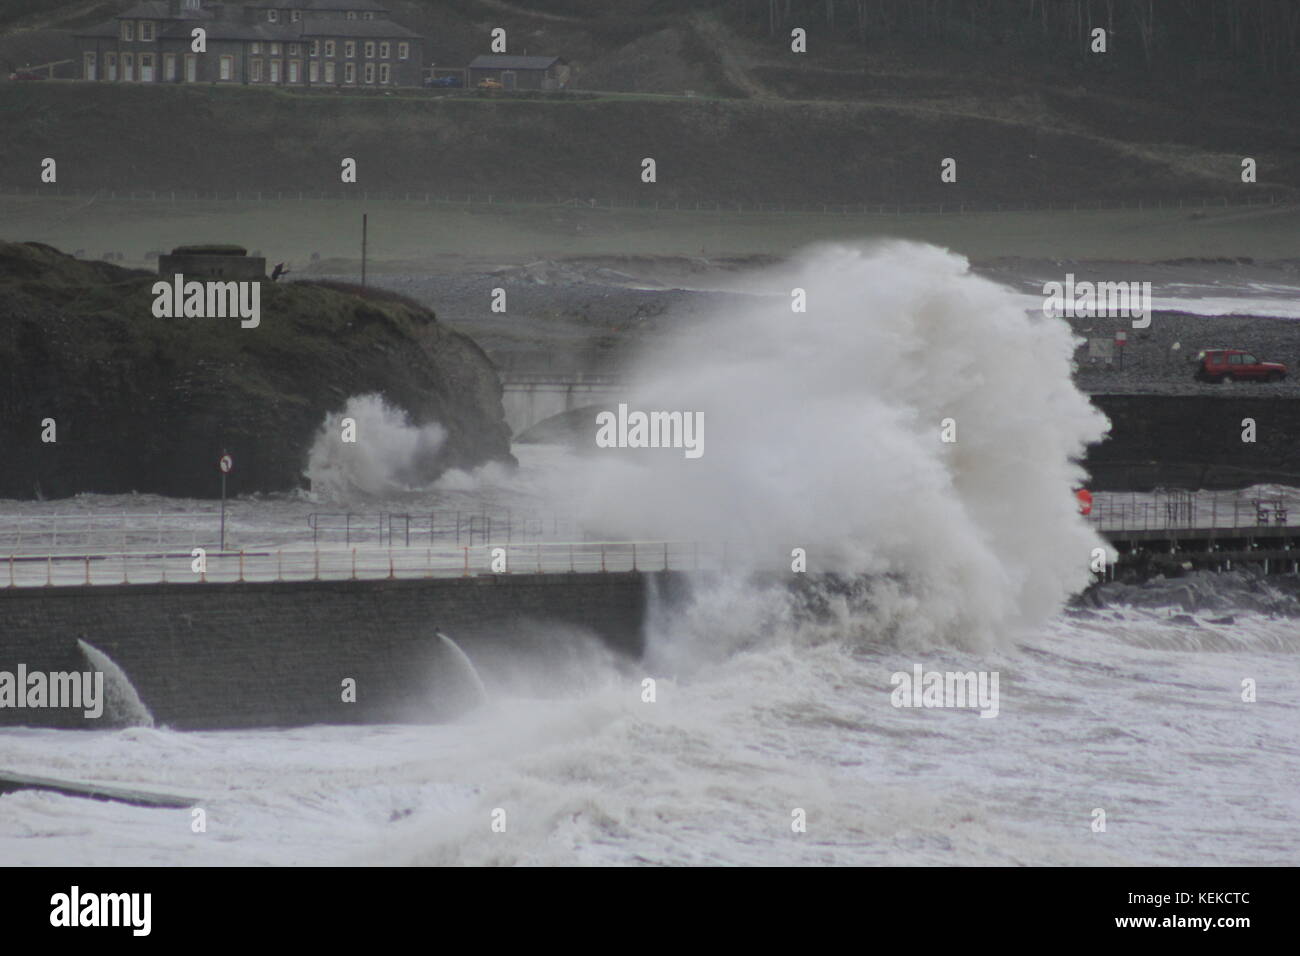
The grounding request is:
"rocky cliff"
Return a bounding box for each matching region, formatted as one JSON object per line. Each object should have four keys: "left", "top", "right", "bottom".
{"left": 0, "top": 241, "right": 514, "bottom": 499}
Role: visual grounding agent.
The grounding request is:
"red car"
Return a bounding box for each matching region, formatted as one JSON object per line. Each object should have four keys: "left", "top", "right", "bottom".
{"left": 8, "top": 71, "right": 44, "bottom": 81}
{"left": 1194, "top": 349, "right": 1287, "bottom": 383}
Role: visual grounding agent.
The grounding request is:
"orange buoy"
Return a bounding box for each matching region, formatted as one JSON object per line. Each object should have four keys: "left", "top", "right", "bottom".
{"left": 1075, "top": 488, "right": 1093, "bottom": 516}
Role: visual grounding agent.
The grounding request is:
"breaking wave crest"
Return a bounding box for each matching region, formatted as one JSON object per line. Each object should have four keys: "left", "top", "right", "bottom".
{"left": 306, "top": 394, "right": 448, "bottom": 497}
{"left": 574, "top": 241, "right": 1112, "bottom": 650}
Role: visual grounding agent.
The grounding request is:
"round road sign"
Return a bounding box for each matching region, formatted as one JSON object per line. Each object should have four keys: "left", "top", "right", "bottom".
{"left": 219, "top": 454, "right": 233, "bottom": 474}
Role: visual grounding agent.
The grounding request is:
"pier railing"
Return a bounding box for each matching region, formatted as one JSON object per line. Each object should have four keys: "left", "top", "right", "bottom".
{"left": 0, "top": 540, "right": 719, "bottom": 588}
{"left": 0, "top": 510, "right": 583, "bottom": 555}
{"left": 1085, "top": 490, "right": 1293, "bottom": 533}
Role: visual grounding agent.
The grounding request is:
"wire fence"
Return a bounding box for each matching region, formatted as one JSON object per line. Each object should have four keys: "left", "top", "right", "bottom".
{"left": 1, "top": 185, "right": 1291, "bottom": 218}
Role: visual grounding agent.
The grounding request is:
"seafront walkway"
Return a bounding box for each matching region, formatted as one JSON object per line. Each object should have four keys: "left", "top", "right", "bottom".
{"left": 2, "top": 488, "right": 1300, "bottom": 587}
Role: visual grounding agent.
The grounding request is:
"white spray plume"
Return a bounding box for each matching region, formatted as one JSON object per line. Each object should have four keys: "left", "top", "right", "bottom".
{"left": 306, "top": 393, "right": 448, "bottom": 497}
{"left": 575, "top": 241, "right": 1111, "bottom": 649}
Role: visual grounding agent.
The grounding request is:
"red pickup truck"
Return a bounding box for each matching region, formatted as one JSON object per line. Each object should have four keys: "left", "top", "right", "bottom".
{"left": 1193, "top": 349, "right": 1288, "bottom": 383}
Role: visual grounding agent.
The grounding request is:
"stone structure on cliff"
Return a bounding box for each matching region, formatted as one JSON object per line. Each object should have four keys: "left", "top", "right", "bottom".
{"left": 0, "top": 241, "right": 513, "bottom": 499}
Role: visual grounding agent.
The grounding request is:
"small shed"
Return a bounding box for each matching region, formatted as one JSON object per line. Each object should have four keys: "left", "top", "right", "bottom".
{"left": 467, "top": 54, "right": 569, "bottom": 91}
{"left": 158, "top": 244, "right": 266, "bottom": 279}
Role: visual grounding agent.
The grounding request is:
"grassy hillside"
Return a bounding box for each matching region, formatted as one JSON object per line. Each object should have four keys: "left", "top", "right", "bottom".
{"left": 2, "top": 1, "right": 1295, "bottom": 208}
{"left": 1, "top": 82, "right": 1295, "bottom": 207}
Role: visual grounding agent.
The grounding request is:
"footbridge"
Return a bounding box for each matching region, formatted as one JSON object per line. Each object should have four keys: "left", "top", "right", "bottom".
{"left": 499, "top": 372, "right": 628, "bottom": 437}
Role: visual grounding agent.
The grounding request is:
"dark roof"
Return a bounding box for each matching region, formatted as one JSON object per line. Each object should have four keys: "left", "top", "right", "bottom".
{"left": 468, "top": 55, "right": 562, "bottom": 71}
{"left": 74, "top": 18, "right": 122, "bottom": 39}
{"left": 248, "top": 0, "right": 390, "bottom": 9}
{"left": 301, "top": 16, "right": 419, "bottom": 38}
{"left": 76, "top": 11, "right": 419, "bottom": 42}
{"left": 156, "top": 20, "right": 302, "bottom": 40}
{"left": 117, "top": 1, "right": 189, "bottom": 17}
{"left": 172, "top": 244, "right": 247, "bottom": 255}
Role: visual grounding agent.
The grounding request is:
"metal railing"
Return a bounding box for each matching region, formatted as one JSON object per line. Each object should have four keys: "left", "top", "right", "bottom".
{"left": 1087, "top": 490, "right": 1295, "bottom": 533}
{"left": 0, "top": 540, "right": 715, "bottom": 589}
{"left": 0, "top": 510, "right": 582, "bottom": 555}
{"left": 305, "top": 510, "right": 581, "bottom": 547}
{"left": 0, "top": 512, "right": 213, "bottom": 554}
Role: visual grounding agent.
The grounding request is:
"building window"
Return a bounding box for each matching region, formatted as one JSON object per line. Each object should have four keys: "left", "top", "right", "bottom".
{"left": 344, "top": 62, "right": 355, "bottom": 83}
{"left": 219, "top": 55, "right": 233, "bottom": 80}
{"left": 288, "top": 60, "right": 301, "bottom": 83}
{"left": 270, "top": 42, "right": 281, "bottom": 55}
{"left": 105, "top": 52, "right": 117, "bottom": 81}
{"left": 310, "top": 40, "right": 319, "bottom": 56}
{"left": 268, "top": 10, "right": 278, "bottom": 22}
{"left": 324, "top": 61, "right": 336, "bottom": 82}
{"left": 122, "top": 52, "right": 134, "bottom": 81}
{"left": 364, "top": 62, "right": 374, "bottom": 83}
{"left": 270, "top": 60, "right": 281, "bottom": 82}
{"left": 325, "top": 40, "right": 335, "bottom": 56}
{"left": 363, "top": 11, "right": 374, "bottom": 19}
{"left": 121, "top": 21, "right": 134, "bottom": 41}
{"left": 164, "top": 52, "right": 176, "bottom": 80}
{"left": 379, "top": 42, "right": 390, "bottom": 59}
{"left": 398, "top": 42, "right": 409, "bottom": 60}
{"left": 291, "top": 10, "right": 301, "bottom": 22}
{"left": 251, "top": 41, "right": 261, "bottom": 54}
{"left": 288, "top": 43, "right": 299, "bottom": 56}
{"left": 83, "top": 51, "right": 97, "bottom": 81}
{"left": 345, "top": 41, "right": 355, "bottom": 58}
{"left": 140, "top": 21, "right": 154, "bottom": 41}
{"left": 309, "top": 60, "right": 319, "bottom": 82}
{"left": 185, "top": 53, "right": 197, "bottom": 82}
{"left": 250, "top": 59, "right": 263, "bottom": 82}
{"left": 346, "top": 11, "right": 357, "bottom": 19}
{"left": 139, "top": 52, "right": 154, "bottom": 82}
{"left": 364, "top": 42, "right": 375, "bottom": 59}
{"left": 379, "top": 63, "right": 390, "bottom": 84}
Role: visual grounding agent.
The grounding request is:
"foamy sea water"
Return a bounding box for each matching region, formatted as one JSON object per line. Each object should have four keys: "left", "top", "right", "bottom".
{"left": 1, "top": 599, "right": 1296, "bottom": 866}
